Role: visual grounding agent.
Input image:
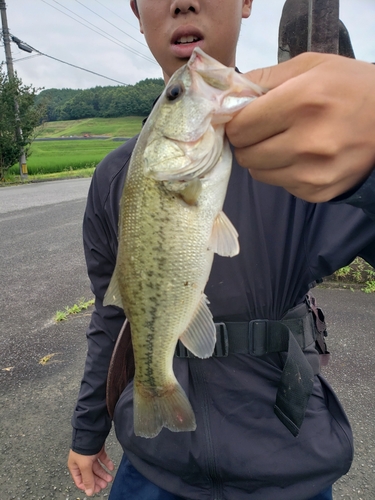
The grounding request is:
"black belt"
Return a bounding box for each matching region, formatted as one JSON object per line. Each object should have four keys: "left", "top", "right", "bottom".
{"left": 175, "top": 306, "right": 317, "bottom": 437}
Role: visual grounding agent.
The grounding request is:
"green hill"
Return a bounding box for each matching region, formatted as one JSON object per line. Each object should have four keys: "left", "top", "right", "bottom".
{"left": 36, "top": 116, "right": 144, "bottom": 139}
{"left": 35, "top": 79, "right": 164, "bottom": 122}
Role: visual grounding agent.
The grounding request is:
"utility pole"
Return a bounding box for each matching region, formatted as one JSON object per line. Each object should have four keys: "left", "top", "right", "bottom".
{"left": 0, "top": 0, "right": 28, "bottom": 179}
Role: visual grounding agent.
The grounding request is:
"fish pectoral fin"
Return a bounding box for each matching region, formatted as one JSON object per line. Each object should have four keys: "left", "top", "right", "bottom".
{"left": 103, "top": 268, "right": 123, "bottom": 308}
{"left": 164, "top": 178, "right": 202, "bottom": 206}
{"left": 178, "top": 178, "right": 202, "bottom": 206}
{"left": 208, "top": 211, "right": 240, "bottom": 257}
{"left": 179, "top": 294, "right": 216, "bottom": 358}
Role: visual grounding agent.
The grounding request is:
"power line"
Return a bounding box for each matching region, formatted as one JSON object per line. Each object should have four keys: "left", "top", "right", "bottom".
{"left": 13, "top": 53, "right": 43, "bottom": 62}
{"left": 39, "top": 52, "right": 130, "bottom": 85}
{"left": 46, "top": 0, "right": 155, "bottom": 63}
{"left": 40, "top": 0, "right": 156, "bottom": 65}
{"left": 74, "top": 0, "right": 148, "bottom": 49}
{"left": 11, "top": 36, "right": 130, "bottom": 86}
{"left": 92, "top": 0, "right": 140, "bottom": 32}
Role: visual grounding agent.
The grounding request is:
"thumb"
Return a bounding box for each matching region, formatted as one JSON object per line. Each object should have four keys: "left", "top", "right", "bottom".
{"left": 243, "top": 52, "right": 330, "bottom": 90}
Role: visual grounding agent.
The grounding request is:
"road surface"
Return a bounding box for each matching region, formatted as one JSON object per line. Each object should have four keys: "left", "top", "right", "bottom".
{"left": 0, "top": 179, "right": 374, "bottom": 499}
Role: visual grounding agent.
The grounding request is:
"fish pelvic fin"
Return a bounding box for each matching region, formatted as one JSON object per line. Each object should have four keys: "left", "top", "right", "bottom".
{"left": 208, "top": 210, "right": 240, "bottom": 257}
{"left": 179, "top": 294, "right": 216, "bottom": 358}
{"left": 134, "top": 380, "right": 196, "bottom": 438}
{"left": 103, "top": 267, "right": 123, "bottom": 308}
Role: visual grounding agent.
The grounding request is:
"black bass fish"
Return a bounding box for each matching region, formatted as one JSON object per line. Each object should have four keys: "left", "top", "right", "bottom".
{"left": 104, "top": 48, "right": 264, "bottom": 438}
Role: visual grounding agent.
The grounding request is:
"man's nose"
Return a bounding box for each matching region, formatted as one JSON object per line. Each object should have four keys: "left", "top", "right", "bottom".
{"left": 170, "top": 0, "right": 201, "bottom": 16}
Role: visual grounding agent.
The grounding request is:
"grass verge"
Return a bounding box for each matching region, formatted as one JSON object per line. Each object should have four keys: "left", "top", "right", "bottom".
{"left": 55, "top": 298, "right": 95, "bottom": 322}
{"left": 326, "top": 257, "right": 375, "bottom": 293}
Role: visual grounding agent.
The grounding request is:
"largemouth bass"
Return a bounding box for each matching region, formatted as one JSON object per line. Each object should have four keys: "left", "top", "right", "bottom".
{"left": 104, "top": 48, "right": 263, "bottom": 438}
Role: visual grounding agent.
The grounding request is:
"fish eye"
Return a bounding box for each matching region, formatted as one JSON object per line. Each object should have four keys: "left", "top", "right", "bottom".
{"left": 166, "top": 82, "right": 184, "bottom": 101}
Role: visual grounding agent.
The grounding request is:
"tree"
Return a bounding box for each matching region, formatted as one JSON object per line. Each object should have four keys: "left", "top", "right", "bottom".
{"left": 35, "top": 88, "right": 78, "bottom": 121}
{"left": 35, "top": 78, "right": 165, "bottom": 121}
{"left": 0, "top": 64, "right": 45, "bottom": 179}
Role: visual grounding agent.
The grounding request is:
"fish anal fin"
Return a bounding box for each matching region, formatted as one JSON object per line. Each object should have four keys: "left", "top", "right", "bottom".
{"left": 179, "top": 294, "right": 216, "bottom": 358}
{"left": 208, "top": 211, "right": 240, "bottom": 257}
{"left": 103, "top": 268, "right": 123, "bottom": 308}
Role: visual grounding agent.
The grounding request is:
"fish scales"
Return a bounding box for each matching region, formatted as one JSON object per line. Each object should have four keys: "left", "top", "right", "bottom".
{"left": 104, "top": 48, "right": 264, "bottom": 438}
{"left": 121, "top": 168, "right": 212, "bottom": 386}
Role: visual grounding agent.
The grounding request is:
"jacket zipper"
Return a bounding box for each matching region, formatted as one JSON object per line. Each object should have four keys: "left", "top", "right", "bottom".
{"left": 190, "top": 358, "right": 223, "bottom": 500}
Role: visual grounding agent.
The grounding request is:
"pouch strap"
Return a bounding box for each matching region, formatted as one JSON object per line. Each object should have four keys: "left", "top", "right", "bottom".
{"left": 175, "top": 306, "right": 316, "bottom": 437}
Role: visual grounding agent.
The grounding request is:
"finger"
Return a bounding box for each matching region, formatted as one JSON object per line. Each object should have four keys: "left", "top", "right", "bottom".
{"left": 80, "top": 463, "right": 96, "bottom": 497}
{"left": 93, "top": 475, "right": 111, "bottom": 492}
{"left": 227, "top": 66, "right": 328, "bottom": 149}
{"left": 234, "top": 130, "right": 291, "bottom": 172}
{"left": 68, "top": 462, "right": 85, "bottom": 491}
{"left": 93, "top": 459, "right": 114, "bottom": 483}
{"left": 234, "top": 127, "right": 330, "bottom": 196}
{"left": 239, "top": 145, "right": 361, "bottom": 203}
{"left": 244, "top": 52, "right": 329, "bottom": 91}
{"left": 227, "top": 89, "right": 291, "bottom": 148}
{"left": 226, "top": 53, "right": 332, "bottom": 148}
{"left": 98, "top": 449, "right": 115, "bottom": 471}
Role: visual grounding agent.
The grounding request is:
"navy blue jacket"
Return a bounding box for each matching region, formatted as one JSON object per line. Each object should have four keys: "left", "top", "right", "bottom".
{"left": 72, "top": 134, "right": 375, "bottom": 499}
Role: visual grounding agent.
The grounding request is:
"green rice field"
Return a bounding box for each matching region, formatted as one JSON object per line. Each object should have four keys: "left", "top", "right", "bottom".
{"left": 6, "top": 116, "right": 144, "bottom": 178}
{"left": 7, "top": 139, "right": 125, "bottom": 176}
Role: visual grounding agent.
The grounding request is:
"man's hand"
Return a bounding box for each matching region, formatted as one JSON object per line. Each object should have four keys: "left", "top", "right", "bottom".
{"left": 226, "top": 52, "right": 375, "bottom": 202}
{"left": 67, "top": 447, "right": 114, "bottom": 497}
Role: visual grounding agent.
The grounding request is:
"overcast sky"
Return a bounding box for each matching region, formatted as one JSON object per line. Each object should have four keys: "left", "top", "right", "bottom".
{"left": 3, "top": 0, "right": 375, "bottom": 90}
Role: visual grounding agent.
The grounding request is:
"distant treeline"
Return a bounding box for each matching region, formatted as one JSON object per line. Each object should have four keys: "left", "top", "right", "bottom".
{"left": 36, "top": 78, "right": 165, "bottom": 122}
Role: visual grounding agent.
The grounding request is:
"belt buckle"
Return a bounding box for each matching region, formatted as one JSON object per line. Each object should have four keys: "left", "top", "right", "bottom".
{"left": 249, "top": 319, "right": 269, "bottom": 356}
{"left": 175, "top": 323, "right": 229, "bottom": 358}
{"left": 175, "top": 340, "right": 196, "bottom": 358}
{"left": 214, "top": 323, "right": 229, "bottom": 357}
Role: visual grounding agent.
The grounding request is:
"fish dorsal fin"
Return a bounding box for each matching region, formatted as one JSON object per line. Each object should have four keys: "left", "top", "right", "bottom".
{"left": 103, "top": 268, "right": 123, "bottom": 308}
{"left": 179, "top": 294, "right": 216, "bottom": 358}
{"left": 208, "top": 211, "right": 240, "bottom": 257}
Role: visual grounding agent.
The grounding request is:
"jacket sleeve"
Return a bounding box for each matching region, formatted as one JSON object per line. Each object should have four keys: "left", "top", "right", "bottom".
{"left": 331, "top": 167, "right": 375, "bottom": 220}
{"left": 306, "top": 167, "right": 375, "bottom": 282}
{"left": 71, "top": 142, "right": 134, "bottom": 455}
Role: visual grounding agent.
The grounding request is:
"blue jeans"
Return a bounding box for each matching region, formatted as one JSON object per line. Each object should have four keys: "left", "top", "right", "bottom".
{"left": 109, "top": 455, "right": 333, "bottom": 500}
{"left": 310, "top": 487, "right": 333, "bottom": 500}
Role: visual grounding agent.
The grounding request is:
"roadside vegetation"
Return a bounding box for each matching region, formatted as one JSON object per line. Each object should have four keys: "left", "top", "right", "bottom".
{"left": 0, "top": 64, "right": 45, "bottom": 179}
{"left": 55, "top": 298, "right": 95, "bottom": 322}
{"left": 323, "top": 257, "right": 375, "bottom": 293}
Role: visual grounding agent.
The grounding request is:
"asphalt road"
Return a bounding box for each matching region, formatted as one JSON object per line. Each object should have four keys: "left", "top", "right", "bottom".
{"left": 0, "top": 179, "right": 374, "bottom": 499}
{"left": 0, "top": 179, "right": 123, "bottom": 500}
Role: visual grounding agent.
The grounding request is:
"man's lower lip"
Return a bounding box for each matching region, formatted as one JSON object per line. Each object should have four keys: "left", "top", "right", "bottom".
{"left": 170, "top": 40, "right": 204, "bottom": 58}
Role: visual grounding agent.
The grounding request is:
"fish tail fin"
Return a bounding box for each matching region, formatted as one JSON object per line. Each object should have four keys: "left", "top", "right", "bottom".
{"left": 134, "top": 380, "right": 196, "bottom": 438}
